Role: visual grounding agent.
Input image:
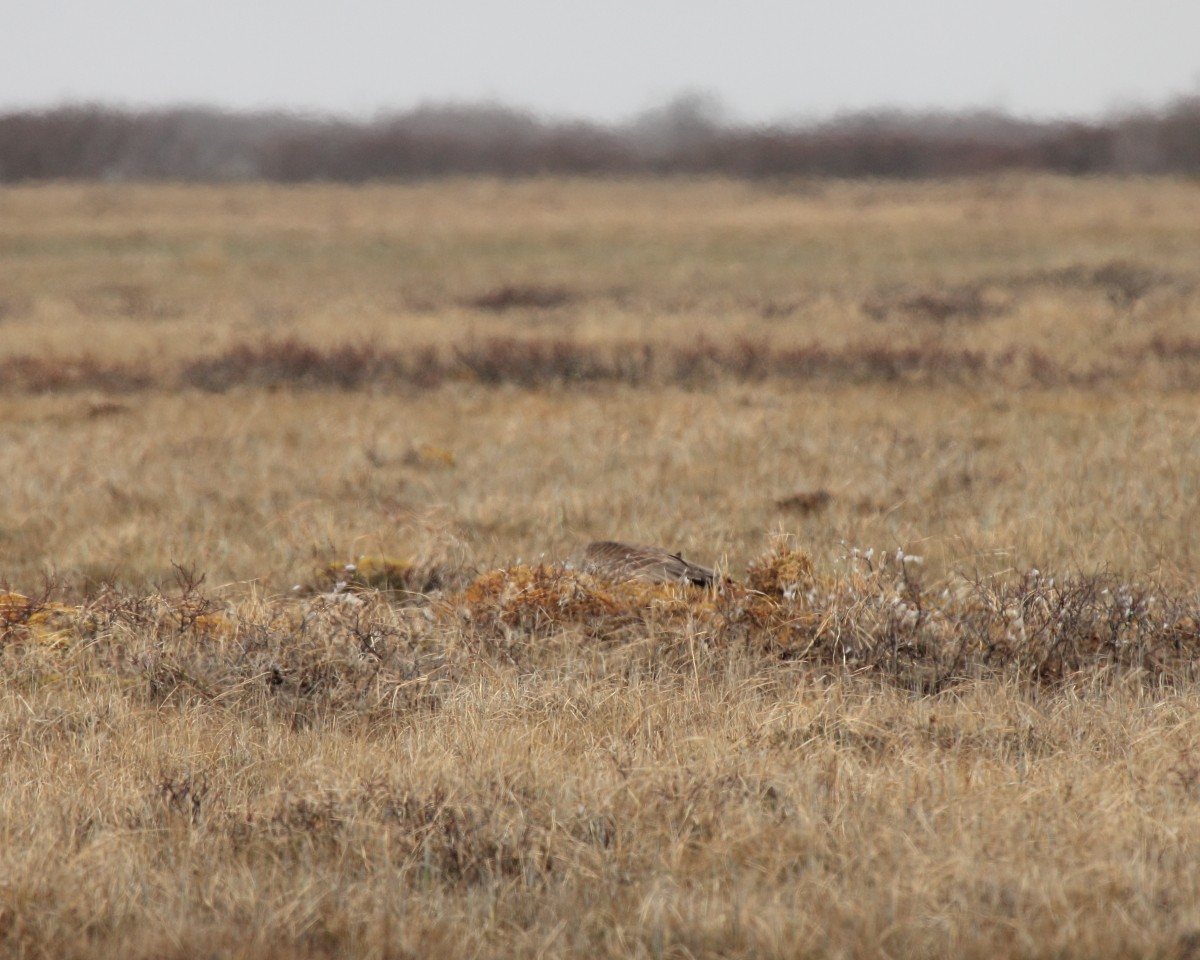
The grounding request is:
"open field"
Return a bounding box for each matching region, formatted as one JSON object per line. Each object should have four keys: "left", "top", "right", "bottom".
{"left": 2, "top": 176, "right": 1200, "bottom": 958}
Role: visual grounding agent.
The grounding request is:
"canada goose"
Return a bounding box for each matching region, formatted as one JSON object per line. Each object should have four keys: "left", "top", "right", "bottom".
{"left": 567, "top": 541, "right": 715, "bottom": 587}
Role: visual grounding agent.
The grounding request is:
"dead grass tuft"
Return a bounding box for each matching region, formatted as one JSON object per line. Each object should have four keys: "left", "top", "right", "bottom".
{"left": 863, "top": 282, "right": 1008, "bottom": 324}
{"left": 1039, "top": 258, "right": 1178, "bottom": 308}
{"left": 314, "top": 555, "right": 458, "bottom": 597}
{"left": 465, "top": 282, "right": 580, "bottom": 312}
{"left": 774, "top": 489, "right": 834, "bottom": 515}
{"left": 0, "top": 353, "right": 154, "bottom": 393}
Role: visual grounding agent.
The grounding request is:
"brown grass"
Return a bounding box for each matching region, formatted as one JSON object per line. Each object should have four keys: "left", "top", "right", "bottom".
{"left": 3, "top": 176, "right": 1200, "bottom": 958}
{"left": 5, "top": 577, "right": 1200, "bottom": 959}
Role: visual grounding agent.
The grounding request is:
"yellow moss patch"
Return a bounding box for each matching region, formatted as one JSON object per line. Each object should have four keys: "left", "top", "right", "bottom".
{"left": 321, "top": 556, "right": 416, "bottom": 590}
{"left": 0, "top": 592, "right": 87, "bottom": 647}
{"left": 746, "top": 545, "right": 820, "bottom": 599}
{"left": 178, "top": 610, "right": 236, "bottom": 637}
{"left": 311, "top": 554, "right": 460, "bottom": 596}
{"left": 407, "top": 444, "right": 456, "bottom": 468}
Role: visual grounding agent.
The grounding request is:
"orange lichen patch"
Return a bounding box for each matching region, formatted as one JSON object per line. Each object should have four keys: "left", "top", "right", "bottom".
{"left": 455, "top": 565, "right": 631, "bottom": 635}
{"left": 0, "top": 592, "right": 88, "bottom": 646}
{"left": 184, "top": 611, "right": 236, "bottom": 636}
{"left": 746, "top": 545, "right": 820, "bottom": 599}
{"left": 0, "top": 592, "right": 37, "bottom": 623}
{"left": 710, "top": 585, "right": 823, "bottom": 651}
{"left": 451, "top": 563, "right": 823, "bottom": 654}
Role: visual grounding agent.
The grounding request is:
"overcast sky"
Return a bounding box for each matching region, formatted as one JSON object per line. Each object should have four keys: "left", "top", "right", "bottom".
{"left": 5, "top": 0, "right": 1199, "bottom": 123}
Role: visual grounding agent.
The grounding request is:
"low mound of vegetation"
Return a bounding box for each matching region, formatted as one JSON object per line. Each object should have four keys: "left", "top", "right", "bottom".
{"left": 6, "top": 544, "right": 1198, "bottom": 692}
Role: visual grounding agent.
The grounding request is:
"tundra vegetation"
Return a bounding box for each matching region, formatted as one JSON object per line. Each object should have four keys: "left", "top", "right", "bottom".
{"left": 2, "top": 175, "right": 1200, "bottom": 959}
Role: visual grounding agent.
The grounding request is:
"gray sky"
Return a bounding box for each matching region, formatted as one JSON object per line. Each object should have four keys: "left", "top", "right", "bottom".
{"left": 5, "top": 0, "right": 1199, "bottom": 123}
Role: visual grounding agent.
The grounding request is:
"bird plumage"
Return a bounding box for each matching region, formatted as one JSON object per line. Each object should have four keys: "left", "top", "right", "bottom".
{"left": 567, "top": 541, "right": 715, "bottom": 586}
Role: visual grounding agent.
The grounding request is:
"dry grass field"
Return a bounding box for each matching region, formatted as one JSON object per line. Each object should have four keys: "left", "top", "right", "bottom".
{"left": 2, "top": 175, "right": 1200, "bottom": 958}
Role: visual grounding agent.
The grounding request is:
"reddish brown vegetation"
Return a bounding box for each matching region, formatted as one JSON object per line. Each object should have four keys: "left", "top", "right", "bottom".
{"left": 4, "top": 331, "right": 1195, "bottom": 395}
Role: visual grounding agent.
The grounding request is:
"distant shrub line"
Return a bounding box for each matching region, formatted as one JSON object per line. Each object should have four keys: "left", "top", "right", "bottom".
{"left": 4, "top": 335, "right": 1200, "bottom": 395}
{"left": 3, "top": 97, "right": 1200, "bottom": 181}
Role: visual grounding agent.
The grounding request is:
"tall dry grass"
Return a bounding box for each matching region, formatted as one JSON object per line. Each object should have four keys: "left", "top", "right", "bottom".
{"left": 4, "top": 589, "right": 1200, "bottom": 959}
{"left": 2, "top": 385, "right": 1197, "bottom": 594}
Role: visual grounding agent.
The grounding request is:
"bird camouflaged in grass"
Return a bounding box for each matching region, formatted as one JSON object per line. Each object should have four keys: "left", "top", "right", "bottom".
{"left": 567, "top": 541, "right": 717, "bottom": 586}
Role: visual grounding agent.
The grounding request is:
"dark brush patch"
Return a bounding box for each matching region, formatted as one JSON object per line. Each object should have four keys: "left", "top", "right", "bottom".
{"left": 465, "top": 283, "right": 579, "bottom": 312}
